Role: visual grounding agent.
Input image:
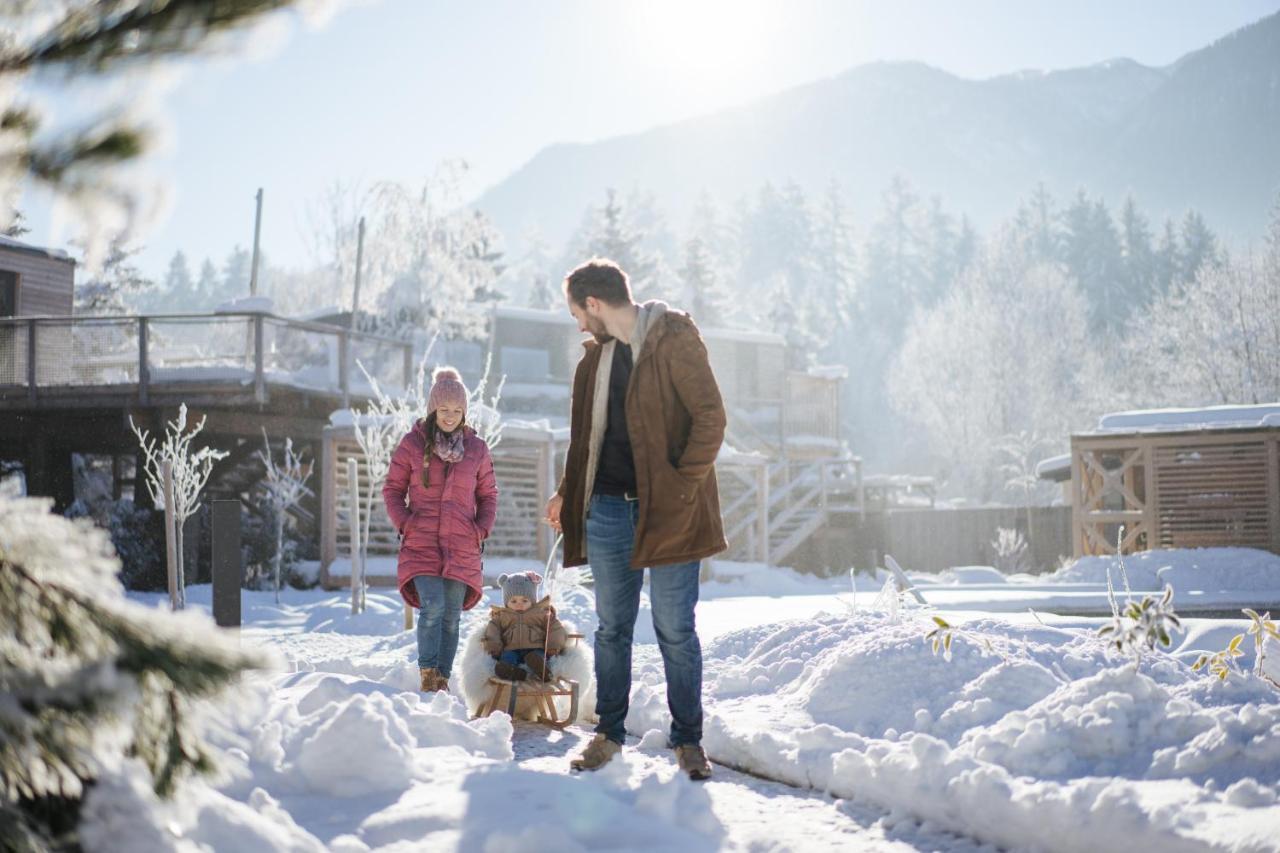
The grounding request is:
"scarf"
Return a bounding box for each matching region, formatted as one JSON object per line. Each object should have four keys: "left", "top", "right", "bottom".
{"left": 432, "top": 427, "right": 466, "bottom": 465}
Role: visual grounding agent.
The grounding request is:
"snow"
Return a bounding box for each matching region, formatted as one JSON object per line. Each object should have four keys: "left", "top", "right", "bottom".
{"left": 1093, "top": 403, "right": 1280, "bottom": 434}
{"left": 90, "top": 545, "right": 1280, "bottom": 852}
{"left": 215, "top": 296, "right": 275, "bottom": 314}
{"left": 1034, "top": 452, "right": 1072, "bottom": 480}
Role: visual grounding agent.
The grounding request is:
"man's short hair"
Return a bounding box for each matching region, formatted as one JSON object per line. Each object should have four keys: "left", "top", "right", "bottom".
{"left": 563, "top": 258, "right": 632, "bottom": 307}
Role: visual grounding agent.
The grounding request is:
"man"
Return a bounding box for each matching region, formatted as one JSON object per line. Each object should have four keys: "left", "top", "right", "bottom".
{"left": 545, "top": 258, "right": 727, "bottom": 781}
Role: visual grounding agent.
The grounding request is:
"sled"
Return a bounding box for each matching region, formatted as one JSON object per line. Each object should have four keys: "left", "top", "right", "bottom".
{"left": 474, "top": 633, "right": 583, "bottom": 729}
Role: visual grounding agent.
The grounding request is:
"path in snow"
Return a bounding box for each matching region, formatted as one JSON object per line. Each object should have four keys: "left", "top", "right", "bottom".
{"left": 509, "top": 722, "right": 989, "bottom": 853}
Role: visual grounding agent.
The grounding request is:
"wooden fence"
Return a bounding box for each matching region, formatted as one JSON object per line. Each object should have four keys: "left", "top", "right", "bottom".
{"left": 798, "top": 505, "right": 1073, "bottom": 575}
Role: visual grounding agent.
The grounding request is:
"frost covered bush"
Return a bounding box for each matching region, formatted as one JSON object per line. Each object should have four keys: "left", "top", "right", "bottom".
{"left": 64, "top": 498, "right": 166, "bottom": 592}
{"left": 990, "top": 526, "right": 1030, "bottom": 574}
{"left": 0, "top": 496, "right": 259, "bottom": 851}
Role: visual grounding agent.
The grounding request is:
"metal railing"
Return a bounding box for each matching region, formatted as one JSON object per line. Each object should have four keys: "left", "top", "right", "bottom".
{"left": 0, "top": 312, "right": 413, "bottom": 406}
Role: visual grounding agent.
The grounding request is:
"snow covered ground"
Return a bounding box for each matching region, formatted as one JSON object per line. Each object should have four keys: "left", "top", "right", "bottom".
{"left": 90, "top": 548, "right": 1280, "bottom": 852}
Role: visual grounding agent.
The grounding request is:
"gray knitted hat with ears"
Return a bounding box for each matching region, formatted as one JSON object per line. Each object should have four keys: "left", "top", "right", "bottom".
{"left": 497, "top": 572, "right": 541, "bottom": 606}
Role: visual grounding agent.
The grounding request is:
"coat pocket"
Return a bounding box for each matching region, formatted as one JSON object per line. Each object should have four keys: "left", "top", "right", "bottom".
{"left": 662, "top": 461, "right": 699, "bottom": 506}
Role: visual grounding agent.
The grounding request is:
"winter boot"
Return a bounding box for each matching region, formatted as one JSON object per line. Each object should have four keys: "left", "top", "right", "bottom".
{"left": 494, "top": 661, "right": 527, "bottom": 681}
{"left": 434, "top": 671, "right": 450, "bottom": 693}
{"left": 420, "top": 667, "right": 443, "bottom": 692}
{"left": 675, "top": 744, "right": 712, "bottom": 780}
{"left": 570, "top": 733, "right": 621, "bottom": 772}
{"left": 522, "top": 651, "right": 551, "bottom": 681}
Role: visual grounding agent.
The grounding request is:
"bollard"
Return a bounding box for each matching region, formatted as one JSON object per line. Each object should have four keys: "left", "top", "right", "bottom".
{"left": 211, "top": 500, "right": 242, "bottom": 628}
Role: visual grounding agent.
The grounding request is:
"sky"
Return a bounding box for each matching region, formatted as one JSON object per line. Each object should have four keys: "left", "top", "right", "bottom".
{"left": 19, "top": 0, "right": 1280, "bottom": 283}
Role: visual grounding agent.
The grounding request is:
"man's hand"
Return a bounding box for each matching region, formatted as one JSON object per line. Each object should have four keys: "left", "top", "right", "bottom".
{"left": 544, "top": 494, "right": 563, "bottom": 532}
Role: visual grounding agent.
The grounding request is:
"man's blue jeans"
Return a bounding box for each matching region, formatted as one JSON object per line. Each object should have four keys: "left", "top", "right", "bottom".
{"left": 586, "top": 493, "right": 703, "bottom": 747}
{"left": 412, "top": 575, "right": 467, "bottom": 676}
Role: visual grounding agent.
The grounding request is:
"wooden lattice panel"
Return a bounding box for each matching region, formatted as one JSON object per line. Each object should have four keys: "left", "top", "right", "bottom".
{"left": 1153, "top": 440, "right": 1271, "bottom": 550}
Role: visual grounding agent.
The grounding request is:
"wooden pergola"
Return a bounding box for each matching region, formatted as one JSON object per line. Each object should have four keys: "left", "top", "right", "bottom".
{"left": 1070, "top": 406, "right": 1280, "bottom": 557}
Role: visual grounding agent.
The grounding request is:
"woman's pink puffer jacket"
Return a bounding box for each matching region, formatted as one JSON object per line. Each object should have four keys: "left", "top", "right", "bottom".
{"left": 382, "top": 421, "right": 498, "bottom": 611}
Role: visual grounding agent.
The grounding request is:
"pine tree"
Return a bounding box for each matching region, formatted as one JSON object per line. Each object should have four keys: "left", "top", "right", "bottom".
{"left": 585, "top": 188, "right": 661, "bottom": 299}
{"left": 1012, "top": 182, "right": 1060, "bottom": 264}
{"left": 0, "top": 496, "right": 257, "bottom": 850}
{"left": 73, "top": 239, "right": 153, "bottom": 315}
{"left": 153, "top": 250, "right": 195, "bottom": 312}
{"left": 812, "top": 180, "right": 858, "bottom": 344}
{"left": 1119, "top": 196, "right": 1156, "bottom": 305}
{"left": 218, "top": 245, "right": 253, "bottom": 306}
{"left": 860, "top": 174, "right": 925, "bottom": 336}
{"left": 1179, "top": 210, "right": 1221, "bottom": 285}
{"left": 679, "top": 234, "right": 731, "bottom": 328}
{"left": 194, "top": 258, "right": 220, "bottom": 308}
{"left": 1153, "top": 217, "right": 1180, "bottom": 297}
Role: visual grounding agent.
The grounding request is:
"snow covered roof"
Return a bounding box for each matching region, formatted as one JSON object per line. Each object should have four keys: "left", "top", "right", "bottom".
{"left": 0, "top": 234, "right": 74, "bottom": 262}
{"left": 1035, "top": 453, "right": 1072, "bottom": 481}
{"left": 1086, "top": 403, "right": 1280, "bottom": 436}
{"left": 214, "top": 296, "right": 274, "bottom": 314}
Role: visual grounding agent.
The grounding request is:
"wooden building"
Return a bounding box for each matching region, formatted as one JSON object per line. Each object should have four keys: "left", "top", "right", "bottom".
{"left": 0, "top": 236, "right": 76, "bottom": 318}
{"left": 316, "top": 305, "right": 859, "bottom": 584}
{"left": 1062, "top": 404, "right": 1280, "bottom": 557}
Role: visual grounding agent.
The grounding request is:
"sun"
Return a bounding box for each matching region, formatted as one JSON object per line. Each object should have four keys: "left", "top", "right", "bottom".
{"left": 624, "top": 0, "right": 780, "bottom": 100}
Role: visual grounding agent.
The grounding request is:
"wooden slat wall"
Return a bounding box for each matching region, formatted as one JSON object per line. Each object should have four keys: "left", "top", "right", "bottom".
{"left": 0, "top": 247, "right": 75, "bottom": 316}
{"left": 1153, "top": 439, "right": 1272, "bottom": 550}
{"left": 321, "top": 426, "right": 560, "bottom": 585}
{"left": 1072, "top": 430, "right": 1280, "bottom": 557}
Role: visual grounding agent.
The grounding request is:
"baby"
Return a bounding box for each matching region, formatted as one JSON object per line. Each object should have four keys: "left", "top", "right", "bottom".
{"left": 483, "top": 572, "right": 567, "bottom": 681}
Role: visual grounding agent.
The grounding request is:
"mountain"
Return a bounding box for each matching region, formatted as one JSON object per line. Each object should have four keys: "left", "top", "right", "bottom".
{"left": 476, "top": 12, "right": 1280, "bottom": 250}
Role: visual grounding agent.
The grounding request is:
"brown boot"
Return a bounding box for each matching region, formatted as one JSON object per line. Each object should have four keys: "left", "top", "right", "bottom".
{"left": 494, "top": 661, "right": 527, "bottom": 681}
{"left": 420, "top": 667, "right": 442, "bottom": 692}
{"left": 434, "top": 671, "right": 450, "bottom": 693}
{"left": 675, "top": 744, "right": 712, "bottom": 780}
{"left": 523, "top": 651, "right": 551, "bottom": 681}
{"left": 570, "top": 733, "right": 621, "bottom": 772}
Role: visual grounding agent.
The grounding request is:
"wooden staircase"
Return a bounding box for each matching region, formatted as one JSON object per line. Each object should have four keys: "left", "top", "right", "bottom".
{"left": 720, "top": 456, "right": 863, "bottom": 566}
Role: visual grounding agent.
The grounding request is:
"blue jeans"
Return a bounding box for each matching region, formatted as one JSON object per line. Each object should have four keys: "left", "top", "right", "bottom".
{"left": 413, "top": 575, "right": 467, "bottom": 676}
{"left": 499, "top": 648, "right": 541, "bottom": 666}
{"left": 586, "top": 493, "right": 703, "bottom": 747}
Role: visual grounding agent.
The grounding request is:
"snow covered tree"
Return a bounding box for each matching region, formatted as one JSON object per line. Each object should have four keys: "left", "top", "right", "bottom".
{"left": 194, "top": 258, "right": 220, "bottom": 308}
{"left": 0, "top": 495, "right": 257, "bottom": 850}
{"left": 1125, "top": 247, "right": 1280, "bottom": 408}
{"left": 257, "top": 430, "right": 312, "bottom": 603}
{"left": 679, "top": 234, "right": 731, "bottom": 328}
{"left": 1011, "top": 182, "right": 1061, "bottom": 264}
{"left": 368, "top": 163, "right": 505, "bottom": 344}
{"left": 1118, "top": 196, "right": 1155, "bottom": 304}
{"left": 812, "top": 181, "right": 858, "bottom": 345}
{"left": 1060, "top": 190, "right": 1125, "bottom": 332}
{"left": 579, "top": 188, "right": 662, "bottom": 299}
{"left": 1179, "top": 209, "right": 1221, "bottom": 285}
{"left": 73, "top": 238, "right": 153, "bottom": 315}
{"left": 889, "top": 228, "right": 1104, "bottom": 501}
{"left": 129, "top": 405, "right": 227, "bottom": 610}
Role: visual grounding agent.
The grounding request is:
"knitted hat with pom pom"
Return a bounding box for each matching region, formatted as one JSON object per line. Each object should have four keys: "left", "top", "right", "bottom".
{"left": 427, "top": 366, "right": 468, "bottom": 417}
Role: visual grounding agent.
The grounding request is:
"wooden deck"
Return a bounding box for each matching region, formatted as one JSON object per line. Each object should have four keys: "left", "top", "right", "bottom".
{"left": 0, "top": 312, "right": 413, "bottom": 514}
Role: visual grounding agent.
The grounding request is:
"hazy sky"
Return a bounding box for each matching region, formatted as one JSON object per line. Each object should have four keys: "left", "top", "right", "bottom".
{"left": 21, "top": 0, "right": 1280, "bottom": 281}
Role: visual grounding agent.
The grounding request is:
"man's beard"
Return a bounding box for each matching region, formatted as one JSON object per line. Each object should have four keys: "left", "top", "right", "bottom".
{"left": 586, "top": 316, "right": 612, "bottom": 343}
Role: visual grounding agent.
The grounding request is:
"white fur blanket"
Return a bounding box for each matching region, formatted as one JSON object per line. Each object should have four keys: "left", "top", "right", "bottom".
{"left": 456, "top": 620, "right": 596, "bottom": 724}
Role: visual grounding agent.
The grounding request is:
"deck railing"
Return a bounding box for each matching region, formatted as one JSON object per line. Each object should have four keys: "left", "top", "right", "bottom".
{"left": 0, "top": 312, "right": 413, "bottom": 405}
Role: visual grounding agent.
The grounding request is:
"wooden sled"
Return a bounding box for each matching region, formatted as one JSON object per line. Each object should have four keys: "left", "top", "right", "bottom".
{"left": 474, "top": 633, "right": 583, "bottom": 729}
{"left": 476, "top": 675, "right": 580, "bottom": 729}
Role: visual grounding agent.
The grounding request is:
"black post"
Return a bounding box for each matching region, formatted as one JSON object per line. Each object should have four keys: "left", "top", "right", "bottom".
{"left": 211, "top": 500, "right": 242, "bottom": 628}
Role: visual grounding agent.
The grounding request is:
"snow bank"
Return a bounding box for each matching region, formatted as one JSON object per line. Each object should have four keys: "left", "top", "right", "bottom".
{"left": 696, "top": 611, "right": 1280, "bottom": 852}
{"left": 1052, "top": 548, "right": 1280, "bottom": 593}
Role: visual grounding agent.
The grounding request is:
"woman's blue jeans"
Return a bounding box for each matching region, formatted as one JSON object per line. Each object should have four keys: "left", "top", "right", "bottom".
{"left": 412, "top": 575, "right": 467, "bottom": 676}
{"left": 586, "top": 493, "right": 703, "bottom": 747}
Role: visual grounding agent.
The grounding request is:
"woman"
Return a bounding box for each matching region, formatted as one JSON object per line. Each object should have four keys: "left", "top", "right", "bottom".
{"left": 382, "top": 366, "right": 498, "bottom": 692}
